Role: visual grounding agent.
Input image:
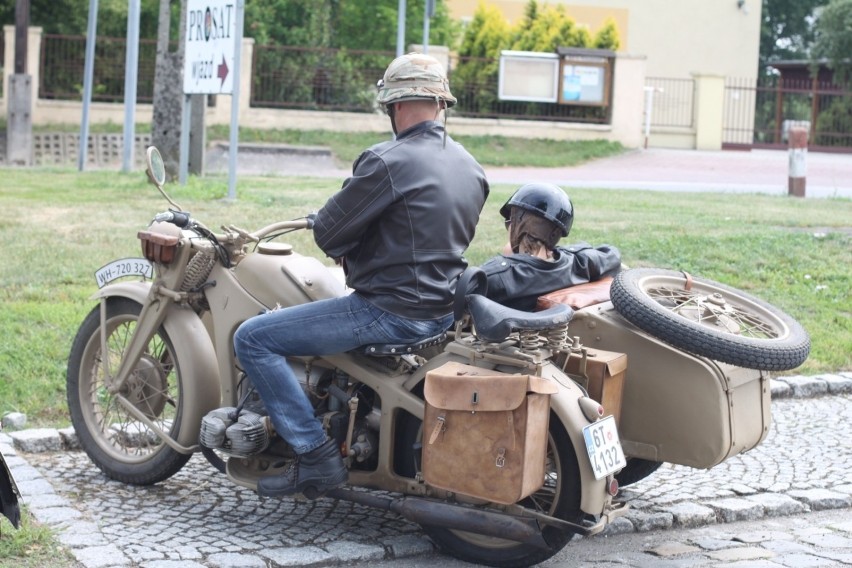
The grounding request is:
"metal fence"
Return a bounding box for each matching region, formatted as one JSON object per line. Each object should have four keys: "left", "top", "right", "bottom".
{"left": 35, "top": 35, "right": 852, "bottom": 149}
{"left": 724, "top": 76, "right": 852, "bottom": 151}
{"left": 36, "top": 36, "right": 612, "bottom": 124}
{"left": 644, "top": 77, "right": 694, "bottom": 128}
{"left": 251, "top": 45, "right": 392, "bottom": 112}
{"left": 39, "top": 34, "right": 159, "bottom": 102}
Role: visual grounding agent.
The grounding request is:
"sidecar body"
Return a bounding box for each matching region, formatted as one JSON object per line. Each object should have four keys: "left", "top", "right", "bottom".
{"left": 566, "top": 301, "right": 770, "bottom": 469}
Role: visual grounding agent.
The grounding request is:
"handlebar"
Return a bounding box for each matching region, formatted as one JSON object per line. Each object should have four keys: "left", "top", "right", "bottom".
{"left": 154, "top": 210, "right": 192, "bottom": 228}
{"left": 153, "top": 212, "right": 311, "bottom": 241}
{"left": 248, "top": 218, "right": 312, "bottom": 240}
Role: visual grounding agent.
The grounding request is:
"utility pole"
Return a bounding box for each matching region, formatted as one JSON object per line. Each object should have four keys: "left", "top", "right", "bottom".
{"left": 122, "top": 0, "right": 141, "bottom": 172}
{"left": 422, "top": 0, "right": 434, "bottom": 54}
{"left": 7, "top": 0, "right": 33, "bottom": 165}
{"left": 79, "top": 0, "right": 98, "bottom": 170}
{"left": 396, "top": 0, "right": 406, "bottom": 57}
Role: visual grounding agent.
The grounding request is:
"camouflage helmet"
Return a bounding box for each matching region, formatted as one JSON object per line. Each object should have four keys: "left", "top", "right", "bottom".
{"left": 376, "top": 52, "right": 457, "bottom": 108}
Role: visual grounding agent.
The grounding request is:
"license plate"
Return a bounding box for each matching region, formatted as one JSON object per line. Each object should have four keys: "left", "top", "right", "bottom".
{"left": 95, "top": 258, "right": 153, "bottom": 288}
{"left": 582, "top": 415, "right": 627, "bottom": 480}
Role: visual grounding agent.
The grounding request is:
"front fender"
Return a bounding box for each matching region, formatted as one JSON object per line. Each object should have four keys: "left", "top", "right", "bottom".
{"left": 90, "top": 282, "right": 222, "bottom": 451}
{"left": 543, "top": 367, "right": 610, "bottom": 517}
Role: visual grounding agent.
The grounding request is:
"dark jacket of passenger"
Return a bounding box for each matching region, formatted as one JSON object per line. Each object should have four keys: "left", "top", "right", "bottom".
{"left": 480, "top": 243, "right": 621, "bottom": 311}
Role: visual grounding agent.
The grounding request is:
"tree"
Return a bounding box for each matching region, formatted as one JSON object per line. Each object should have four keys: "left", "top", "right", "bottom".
{"left": 452, "top": 1, "right": 509, "bottom": 113}
{"left": 811, "top": 0, "right": 852, "bottom": 85}
{"left": 457, "top": 1, "right": 510, "bottom": 59}
{"left": 811, "top": 0, "right": 852, "bottom": 146}
{"left": 454, "top": 0, "right": 620, "bottom": 116}
{"left": 760, "top": 0, "right": 830, "bottom": 73}
{"left": 1, "top": 0, "right": 459, "bottom": 50}
{"left": 593, "top": 17, "right": 620, "bottom": 51}
{"left": 459, "top": 0, "right": 620, "bottom": 57}
{"left": 510, "top": 2, "right": 588, "bottom": 52}
{"left": 240, "top": 0, "right": 460, "bottom": 51}
{"left": 0, "top": 0, "right": 170, "bottom": 38}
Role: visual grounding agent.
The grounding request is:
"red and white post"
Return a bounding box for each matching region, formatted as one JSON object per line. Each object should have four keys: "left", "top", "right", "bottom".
{"left": 788, "top": 126, "right": 808, "bottom": 197}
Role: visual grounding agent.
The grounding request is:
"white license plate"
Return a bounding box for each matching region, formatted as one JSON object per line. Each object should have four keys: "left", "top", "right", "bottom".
{"left": 582, "top": 415, "right": 627, "bottom": 480}
{"left": 95, "top": 258, "right": 153, "bottom": 288}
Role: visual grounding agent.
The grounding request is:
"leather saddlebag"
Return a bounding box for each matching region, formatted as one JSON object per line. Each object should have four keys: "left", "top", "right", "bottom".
{"left": 422, "top": 361, "right": 558, "bottom": 505}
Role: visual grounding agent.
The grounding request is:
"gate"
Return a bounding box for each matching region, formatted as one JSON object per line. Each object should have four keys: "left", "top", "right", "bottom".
{"left": 724, "top": 76, "right": 852, "bottom": 153}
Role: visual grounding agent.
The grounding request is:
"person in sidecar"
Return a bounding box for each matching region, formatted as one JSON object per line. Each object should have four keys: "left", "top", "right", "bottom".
{"left": 480, "top": 183, "right": 621, "bottom": 311}
{"left": 233, "top": 53, "right": 489, "bottom": 499}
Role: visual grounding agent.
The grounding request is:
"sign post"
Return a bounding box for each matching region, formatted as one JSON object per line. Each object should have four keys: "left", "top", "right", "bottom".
{"left": 182, "top": 0, "right": 242, "bottom": 198}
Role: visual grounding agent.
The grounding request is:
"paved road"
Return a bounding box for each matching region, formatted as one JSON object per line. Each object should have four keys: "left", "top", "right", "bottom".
{"left": 211, "top": 145, "right": 852, "bottom": 199}
{"left": 484, "top": 148, "right": 852, "bottom": 199}
{"left": 3, "top": 373, "right": 851, "bottom": 568}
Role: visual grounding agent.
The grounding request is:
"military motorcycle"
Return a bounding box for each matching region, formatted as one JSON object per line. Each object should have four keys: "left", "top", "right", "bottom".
{"left": 66, "top": 147, "right": 809, "bottom": 567}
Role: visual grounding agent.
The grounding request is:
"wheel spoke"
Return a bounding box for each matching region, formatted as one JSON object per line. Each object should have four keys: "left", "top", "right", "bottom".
{"left": 80, "top": 314, "right": 180, "bottom": 459}
{"left": 647, "top": 286, "right": 781, "bottom": 340}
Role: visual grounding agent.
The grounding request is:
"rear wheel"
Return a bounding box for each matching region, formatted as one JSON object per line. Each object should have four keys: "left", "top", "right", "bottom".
{"left": 397, "top": 412, "right": 583, "bottom": 568}
{"left": 67, "top": 297, "right": 190, "bottom": 485}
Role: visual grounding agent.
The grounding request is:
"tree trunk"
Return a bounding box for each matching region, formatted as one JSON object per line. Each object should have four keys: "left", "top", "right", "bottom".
{"left": 151, "top": 0, "right": 186, "bottom": 180}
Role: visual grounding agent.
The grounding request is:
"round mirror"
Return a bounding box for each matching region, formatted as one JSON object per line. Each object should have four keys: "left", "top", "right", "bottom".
{"left": 146, "top": 146, "right": 166, "bottom": 186}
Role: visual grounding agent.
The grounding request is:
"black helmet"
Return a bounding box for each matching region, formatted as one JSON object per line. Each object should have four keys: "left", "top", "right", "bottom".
{"left": 499, "top": 183, "right": 574, "bottom": 237}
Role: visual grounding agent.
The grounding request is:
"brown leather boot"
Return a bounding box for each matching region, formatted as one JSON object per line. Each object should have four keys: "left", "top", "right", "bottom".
{"left": 257, "top": 438, "right": 348, "bottom": 499}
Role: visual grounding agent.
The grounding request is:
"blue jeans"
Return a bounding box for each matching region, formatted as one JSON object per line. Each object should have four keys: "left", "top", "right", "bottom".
{"left": 233, "top": 293, "right": 453, "bottom": 454}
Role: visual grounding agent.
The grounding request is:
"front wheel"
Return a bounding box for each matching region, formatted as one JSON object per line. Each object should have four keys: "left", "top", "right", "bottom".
{"left": 67, "top": 297, "right": 191, "bottom": 485}
{"left": 611, "top": 268, "right": 810, "bottom": 371}
{"left": 397, "top": 412, "right": 583, "bottom": 568}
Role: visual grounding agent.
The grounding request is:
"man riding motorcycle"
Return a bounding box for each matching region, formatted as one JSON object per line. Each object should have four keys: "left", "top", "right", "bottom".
{"left": 233, "top": 53, "right": 489, "bottom": 500}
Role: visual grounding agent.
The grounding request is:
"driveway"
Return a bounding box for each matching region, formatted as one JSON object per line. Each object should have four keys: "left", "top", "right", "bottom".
{"left": 483, "top": 148, "right": 852, "bottom": 198}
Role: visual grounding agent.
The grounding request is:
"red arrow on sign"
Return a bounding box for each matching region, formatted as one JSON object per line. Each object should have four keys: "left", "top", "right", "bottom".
{"left": 217, "top": 55, "right": 229, "bottom": 88}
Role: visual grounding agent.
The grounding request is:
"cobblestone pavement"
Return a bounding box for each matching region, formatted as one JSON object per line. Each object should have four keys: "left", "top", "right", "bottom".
{"left": 2, "top": 373, "right": 851, "bottom": 568}
{"left": 364, "top": 508, "right": 852, "bottom": 568}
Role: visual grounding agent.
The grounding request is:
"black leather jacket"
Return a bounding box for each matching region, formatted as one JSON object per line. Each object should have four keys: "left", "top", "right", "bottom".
{"left": 313, "top": 121, "right": 489, "bottom": 319}
{"left": 481, "top": 243, "right": 622, "bottom": 311}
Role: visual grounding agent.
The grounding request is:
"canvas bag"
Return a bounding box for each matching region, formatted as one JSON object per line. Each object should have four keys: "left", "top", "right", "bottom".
{"left": 422, "top": 361, "right": 558, "bottom": 505}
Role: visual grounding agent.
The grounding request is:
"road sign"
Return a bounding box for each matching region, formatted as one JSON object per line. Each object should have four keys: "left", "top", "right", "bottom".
{"left": 183, "top": 0, "right": 237, "bottom": 94}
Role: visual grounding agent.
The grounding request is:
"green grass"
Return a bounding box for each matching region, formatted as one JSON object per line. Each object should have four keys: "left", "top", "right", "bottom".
{"left": 208, "top": 125, "right": 626, "bottom": 168}
{"left": 0, "top": 511, "right": 76, "bottom": 568}
{"left": 24, "top": 122, "right": 625, "bottom": 168}
{"left": 0, "top": 161, "right": 850, "bottom": 429}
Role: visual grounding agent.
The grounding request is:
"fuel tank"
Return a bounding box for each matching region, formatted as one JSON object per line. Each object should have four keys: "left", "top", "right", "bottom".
{"left": 232, "top": 242, "right": 346, "bottom": 309}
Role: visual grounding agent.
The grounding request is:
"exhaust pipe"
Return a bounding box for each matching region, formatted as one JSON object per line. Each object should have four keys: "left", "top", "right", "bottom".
{"left": 327, "top": 488, "right": 553, "bottom": 549}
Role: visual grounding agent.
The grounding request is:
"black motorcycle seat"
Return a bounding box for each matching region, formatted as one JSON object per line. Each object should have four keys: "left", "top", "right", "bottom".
{"left": 361, "top": 331, "right": 448, "bottom": 357}
{"left": 466, "top": 294, "right": 573, "bottom": 343}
